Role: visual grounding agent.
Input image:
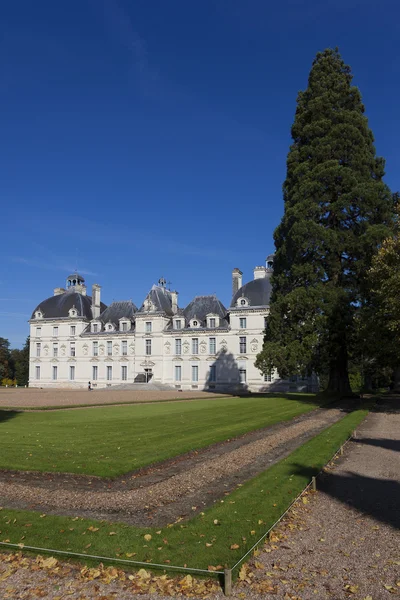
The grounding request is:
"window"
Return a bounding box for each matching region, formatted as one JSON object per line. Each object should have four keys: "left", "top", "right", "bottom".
{"left": 36, "top": 327, "right": 41, "bottom": 337}
{"left": 53, "top": 344, "right": 58, "bottom": 357}
{"left": 70, "top": 325, "right": 76, "bottom": 336}
{"left": 175, "top": 339, "right": 182, "bottom": 355}
{"left": 209, "top": 318, "right": 216, "bottom": 328}
{"left": 121, "top": 322, "right": 128, "bottom": 332}
{"left": 107, "top": 341, "right": 112, "bottom": 356}
{"left": 70, "top": 343, "right": 76, "bottom": 357}
{"left": 239, "top": 318, "right": 247, "bottom": 329}
{"left": 192, "top": 338, "right": 198, "bottom": 354}
{"left": 192, "top": 365, "right": 199, "bottom": 382}
{"left": 175, "top": 365, "right": 182, "bottom": 381}
{"left": 145, "top": 322, "right": 152, "bottom": 333}
{"left": 93, "top": 341, "right": 98, "bottom": 356}
{"left": 35, "top": 366, "right": 40, "bottom": 380}
{"left": 71, "top": 310, "right": 76, "bottom": 317}
{"left": 92, "top": 365, "right": 98, "bottom": 381}
{"left": 192, "top": 320, "right": 198, "bottom": 327}
{"left": 209, "top": 365, "right": 216, "bottom": 382}
{"left": 36, "top": 343, "right": 41, "bottom": 357}
{"left": 93, "top": 323, "right": 98, "bottom": 333}
{"left": 121, "top": 365, "right": 127, "bottom": 381}
{"left": 209, "top": 337, "right": 216, "bottom": 354}
{"left": 264, "top": 371, "right": 273, "bottom": 382}
{"left": 239, "top": 367, "right": 247, "bottom": 383}
{"left": 69, "top": 366, "right": 75, "bottom": 381}
{"left": 107, "top": 366, "right": 112, "bottom": 381}
{"left": 175, "top": 320, "right": 182, "bottom": 330}
{"left": 239, "top": 336, "right": 247, "bottom": 354}
{"left": 53, "top": 326, "right": 58, "bottom": 337}
{"left": 52, "top": 366, "right": 58, "bottom": 381}
{"left": 121, "top": 340, "right": 127, "bottom": 356}
{"left": 145, "top": 339, "right": 152, "bottom": 355}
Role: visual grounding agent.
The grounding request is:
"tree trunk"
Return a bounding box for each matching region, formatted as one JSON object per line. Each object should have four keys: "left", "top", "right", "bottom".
{"left": 327, "top": 349, "right": 353, "bottom": 396}
{"left": 390, "top": 367, "right": 400, "bottom": 392}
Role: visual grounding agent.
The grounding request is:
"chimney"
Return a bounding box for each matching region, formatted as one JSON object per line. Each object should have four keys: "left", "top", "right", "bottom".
{"left": 232, "top": 268, "right": 243, "bottom": 296}
{"left": 92, "top": 284, "right": 101, "bottom": 319}
{"left": 170, "top": 290, "right": 178, "bottom": 315}
{"left": 53, "top": 287, "right": 66, "bottom": 296}
{"left": 253, "top": 266, "right": 267, "bottom": 280}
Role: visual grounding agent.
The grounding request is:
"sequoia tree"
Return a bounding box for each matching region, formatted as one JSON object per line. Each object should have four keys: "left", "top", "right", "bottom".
{"left": 256, "top": 48, "right": 394, "bottom": 395}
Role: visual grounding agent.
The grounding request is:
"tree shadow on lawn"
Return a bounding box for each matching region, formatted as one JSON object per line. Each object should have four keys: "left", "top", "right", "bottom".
{"left": 244, "top": 391, "right": 360, "bottom": 410}
{"left": 293, "top": 464, "right": 400, "bottom": 530}
{"left": 0, "top": 410, "right": 19, "bottom": 424}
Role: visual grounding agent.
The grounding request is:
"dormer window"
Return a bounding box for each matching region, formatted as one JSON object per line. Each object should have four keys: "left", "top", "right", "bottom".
{"left": 68, "top": 306, "right": 78, "bottom": 318}
{"left": 174, "top": 319, "right": 182, "bottom": 330}
{"left": 106, "top": 323, "right": 114, "bottom": 332}
{"left": 35, "top": 310, "right": 43, "bottom": 319}
{"left": 92, "top": 323, "right": 99, "bottom": 333}
{"left": 120, "top": 321, "right": 129, "bottom": 332}
{"left": 238, "top": 297, "right": 249, "bottom": 307}
{"left": 190, "top": 319, "right": 200, "bottom": 328}
{"left": 210, "top": 318, "right": 216, "bottom": 328}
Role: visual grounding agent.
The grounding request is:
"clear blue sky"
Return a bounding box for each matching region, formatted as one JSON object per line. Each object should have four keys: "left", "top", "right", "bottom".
{"left": 2, "top": 0, "right": 399, "bottom": 348}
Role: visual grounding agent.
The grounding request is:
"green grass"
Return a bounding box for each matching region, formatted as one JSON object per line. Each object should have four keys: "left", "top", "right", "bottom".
{"left": 0, "top": 394, "right": 327, "bottom": 477}
{"left": 0, "top": 407, "right": 369, "bottom": 573}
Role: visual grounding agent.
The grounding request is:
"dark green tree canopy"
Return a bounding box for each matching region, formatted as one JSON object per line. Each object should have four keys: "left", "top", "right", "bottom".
{"left": 256, "top": 48, "right": 394, "bottom": 394}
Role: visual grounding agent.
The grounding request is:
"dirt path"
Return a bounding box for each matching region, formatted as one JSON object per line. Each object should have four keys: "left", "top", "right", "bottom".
{"left": 0, "top": 405, "right": 346, "bottom": 526}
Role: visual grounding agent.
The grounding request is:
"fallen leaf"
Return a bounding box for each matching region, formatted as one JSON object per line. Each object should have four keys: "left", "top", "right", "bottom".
{"left": 144, "top": 534, "right": 152, "bottom": 542}
{"left": 230, "top": 544, "right": 240, "bottom": 550}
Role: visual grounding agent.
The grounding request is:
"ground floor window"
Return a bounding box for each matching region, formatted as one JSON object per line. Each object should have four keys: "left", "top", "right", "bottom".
{"left": 69, "top": 366, "right": 75, "bottom": 381}
{"left": 209, "top": 364, "right": 216, "bottom": 382}
{"left": 92, "top": 366, "right": 98, "bottom": 380}
{"left": 175, "top": 365, "right": 182, "bottom": 381}
{"left": 35, "top": 366, "right": 40, "bottom": 380}
{"left": 52, "top": 366, "right": 58, "bottom": 381}
{"left": 107, "top": 366, "right": 112, "bottom": 381}
{"left": 264, "top": 370, "right": 273, "bottom": 382}
{"left": 239, "top": 368, "right": 247, "bottom": 383}
{"left": 121, "top": 365, "right": 127, "bottom": 381}
{"left": 192, "top": 365, "right": 198, "bottom": 382}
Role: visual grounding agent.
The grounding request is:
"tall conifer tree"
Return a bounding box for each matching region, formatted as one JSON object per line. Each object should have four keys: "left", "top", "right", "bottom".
{"left": 256, "top": 48, "right": 394, "bottom": 394}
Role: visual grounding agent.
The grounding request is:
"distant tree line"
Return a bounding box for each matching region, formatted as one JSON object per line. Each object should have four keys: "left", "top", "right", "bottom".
{"left": 0, "top": 337, "right": 30, "bottom": 386}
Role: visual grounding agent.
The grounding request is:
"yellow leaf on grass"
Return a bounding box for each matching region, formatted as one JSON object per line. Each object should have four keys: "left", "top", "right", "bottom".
{"left": 144, "top": 534, "right": 152, "bottom": 541}
{"left": 109, "top": 532, "right": 117, "bottom": 536}
{"left": 88, "top": 526, "right": 99, "bottom": 532}
{"left": 230, "top": 544, "right": 240, "bottom": 550}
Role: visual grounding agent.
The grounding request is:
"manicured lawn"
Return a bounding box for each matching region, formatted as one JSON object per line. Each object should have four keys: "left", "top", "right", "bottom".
{"left": 0, "top": 394, "right": 326, "bottom": 477}
{"left": 0, "top": 407, "right": 369, "bottom": 573}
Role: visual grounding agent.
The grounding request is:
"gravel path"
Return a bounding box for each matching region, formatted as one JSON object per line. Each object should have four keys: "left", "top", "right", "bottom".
{"left": 0, "top": 388, "right": 230, "bottom": 409}
{"left": 0, "top": 397, "right": 398, "bottom": 599}
{"left": 0, "top": 406, "right": 345, "bottom": 526}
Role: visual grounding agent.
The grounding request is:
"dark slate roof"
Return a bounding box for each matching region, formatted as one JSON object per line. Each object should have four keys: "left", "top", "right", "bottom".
{"left": 99, "top": 301, "right": 138, "bottom": 325}
{"left": 183, "top": 295, "right": 228, "bottom": 327}
{"left": 67, "top": 273, "right": 85, "bottom": 281}
{"left": 31, "top": 292, "right": 106, "bottom": 320}
{"left": 230, "top": 276, "right": 272, "bottom": 307}
{"left": 139, "top": 285, "right": 174, "bottom": 316}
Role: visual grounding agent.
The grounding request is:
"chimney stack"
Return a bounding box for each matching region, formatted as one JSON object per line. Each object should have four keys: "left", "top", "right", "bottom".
{"left": 232, "top": 268, "right": 243, "bottom": 296}
{"left": 92, "top": 284, "right": 101, "bottom": 319}
{"left": 170, "top": 290, "right": 178, "bottom": 314}
{"left": 53, "top": 287, "right": 65, "bottom": 296}
{"left": 253, "top": 266, "right": 267, "bottom": 280}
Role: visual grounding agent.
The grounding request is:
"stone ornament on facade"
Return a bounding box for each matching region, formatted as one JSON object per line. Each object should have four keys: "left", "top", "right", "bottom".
{"left": 129, "top": 343, "right": 135, "bottom": 355}
{"left": 82, "top": 345, "right": 88, "bottom": 356}
{"left": 99, "top": 345, "right": 105, "bottom": 355}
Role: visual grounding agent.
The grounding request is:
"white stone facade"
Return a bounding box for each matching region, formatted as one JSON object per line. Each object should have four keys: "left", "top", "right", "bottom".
{"left": 28, "top": 260, "right": 318, "bottom": 393}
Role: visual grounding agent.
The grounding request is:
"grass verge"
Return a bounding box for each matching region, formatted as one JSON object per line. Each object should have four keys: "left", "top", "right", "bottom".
{"left": 0, "top": 394, "right": 326, "bottom": 477}
{"left": 0, "top": 406, "right": 369, "bottom": 574}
